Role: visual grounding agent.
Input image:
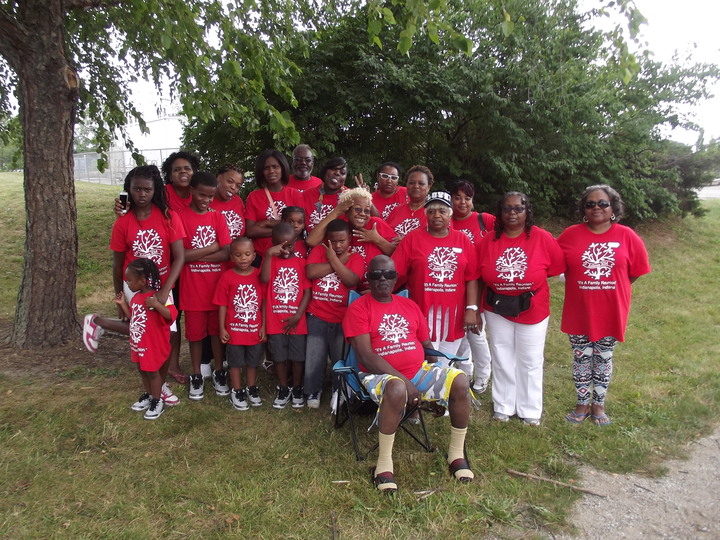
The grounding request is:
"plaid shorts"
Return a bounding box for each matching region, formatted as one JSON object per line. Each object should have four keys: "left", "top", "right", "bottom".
{"left": 359, "top": 361, "right": 464, "bottom": 408}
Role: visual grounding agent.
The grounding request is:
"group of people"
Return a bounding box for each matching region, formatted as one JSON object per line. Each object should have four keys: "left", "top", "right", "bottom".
{"left": 81, "top": 144, "right": 651, "bottom": 492}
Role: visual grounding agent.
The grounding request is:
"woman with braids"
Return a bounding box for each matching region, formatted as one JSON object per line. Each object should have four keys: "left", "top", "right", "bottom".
{"left": 559, "top": 185, "right": 651, "bottom": 426}
{"left": 210, "top": 164, "right": 246, "bottom": 239}
{"left": 86, "top": 165, "right": 187, "bottom": 402}
{"left": 476, "top": 192, "right": 564, "bottom": 426}
{"left": 83, "top": 258, "right": 178, "bottom": 420}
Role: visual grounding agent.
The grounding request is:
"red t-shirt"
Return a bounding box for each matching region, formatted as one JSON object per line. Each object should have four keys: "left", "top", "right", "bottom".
{"left": 265, "top": 255, "right": 311, "bottom": 335}
{"left": 343, "top": 294, "right": 429, "bottom": 379}
{"left": 210, "top": 195, "right": 246, "bottom": 239}
{"left": 558, "top": 223, "right": 651, "bottom": 341}
{"left": 245, "top": 186, "right": 304, "bottom": 256}
{"left": 165, "top": 184, "right": 191, "bottom": 211}
{"left": 212, "top": 268, "right": 264, "bottom": 345}
{"left": 372, "top": 187, "right": 408, "bottom": 221}
{"left": 287, "top": 174, "right": 322, "bottom": 192}
{"left": 302, "top": 186, "right": 346, "bottom": 232}
{"left": 393, "top": 228, "right": 479, "bottom": 341}
{"left": 178, "top": 207, "right": 232, "bottom": 311}
{"left": 451, "top": 212, "right": 496, "bottom": 245}
{"left": 345, "top": 216, "right": 396, "bottom": 290}
{"left": 307, "top": 246, "right": 364, "bottom": 323}
{"left": 293, "top": 239, "right": 309, "bottom": 259}
{"left": 386, "top": 204, "right": 427, "bottom": 238}
{"left": 129, "top": 291, "right": 177, "bottom": 371}
{"left": 109, "top": 206, "right": 186, "bottom": 287}
{"left": 477, "top": 226, "right": 565, "bottom": 325}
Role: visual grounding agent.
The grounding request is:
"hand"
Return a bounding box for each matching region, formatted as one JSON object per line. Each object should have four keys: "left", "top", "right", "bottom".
{"left": 353, "top": 223, "right": 379, "bottom": 244}
{"left": 220, "top": 329, "right": 231, "bottom": 344}
{"left": 145, "top": 294, "right": 161, "bottom": 311}
{"left": 464, "top": 310, "right": 480, "bottom": 334}
{"left": 258, "top": 326, "right": 267, "bottom": 343}
{"left": 324, "top": 241, "right": 337, "bottom": 261}
{"left": 354, "top": 172, "right": 368, "bottom": 190}
{"left": 404, "top": 379, "right": 421, "bottom": 406}
{"left": 282, "top": 313, "right": 301, "bottom": 334}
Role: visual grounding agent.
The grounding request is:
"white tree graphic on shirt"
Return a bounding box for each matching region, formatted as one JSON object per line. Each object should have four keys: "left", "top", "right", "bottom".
{"left": 221, "top": 210, "right": 244, "bottom": 238}
{"left": 129, "top": 303, "right": 147, "bottom": 345}
{"left": 495, "top": 247, "right": 527, "bottom": 282}
{"left": 378, "top": 314, "right": 409, "bottom": 344}
{"left": 582, "top": 242, "right": 620, "bottom": 280}
{"left": 428, "top": 247, "right": 458, "bottom": 283}
{"left": 350, "top": 244, "right": 366, "bottom": 259}
{"left": 310, "top": 204, "right": 334, "bottom": 228}
{"left": 393, "top": 218, "right": 420, "bottom": 237}
{"left": 191, "top": 225, "right": 217, "bottom": 249}
{"left": 264, "top": 201, "right": 287, "bottom": 220}
{"left": 317, "top": 273, "right": 341, "bottom": 292}
{"left": 458, "top": 228, "right": 474, "bottom": 243}
{"left": 132, "top": 229, "right": 163, "bottom": 264}
{"left": 273, "top": 267, "right": 299, "bottom": 303}
{"left": 382, "top": 202, "right": 400, "bottom": 220}
{"left": 233, "top": 285, "right": 259, "bottom": 322}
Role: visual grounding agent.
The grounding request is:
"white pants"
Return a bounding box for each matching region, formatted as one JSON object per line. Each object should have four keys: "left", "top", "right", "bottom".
{"left": 456, "top": 312, "right": 492, "bottom": 384}
{"left": 428, "top": 308, "right": 467, "bottom": 374}
{"left": 484, "top": 311, "right": 549, "bottom": 419}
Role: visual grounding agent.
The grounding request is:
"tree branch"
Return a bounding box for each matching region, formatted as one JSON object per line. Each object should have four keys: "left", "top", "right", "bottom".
{"left": 0, "top": 6, "right": 29, "bottom": 66}
{"left": 65, "top": 0, "right": 124, "bottom": 9}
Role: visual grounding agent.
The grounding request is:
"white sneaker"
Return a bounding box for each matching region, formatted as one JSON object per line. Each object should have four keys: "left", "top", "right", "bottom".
{"left": 291, "top": 386, "right": 305, "bottom": 409}
{"left": 144, "top": 398, "right": 164, "bottom": 420}
{"left": 130, "top": 392, "right": 151, "bottom": 411}
{"left": 230, "top": 388, "right": 249, "bottom": 411}
{"left": 246, "top": 386, "right": 262, "bottom": 407}
{"left": 161, "top": 383, "right": 180, "bottom": 406}
{"left": 82, "top": 314, "right": 104, "bottom": 353}
{"left": 472, "top": 378, "right": 489, "bottom": 394}
{"left": 200, "top": 363, "right": 212, "bottom": 379}
{"left": 188, "top": 374, "right": 204, "bottom": 401}
{"left": 212, "top": 370, "right": 230, "bottom": 396}
{"left": 272, "top": 386, "right": 291, "bottom": 409}
{"left": 306, "top": 391, "right": 321, "bottom": 409}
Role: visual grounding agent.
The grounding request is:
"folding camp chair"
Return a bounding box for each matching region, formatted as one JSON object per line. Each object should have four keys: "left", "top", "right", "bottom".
{"left": 332, "top": 290, "right": 467, "bottom": 461}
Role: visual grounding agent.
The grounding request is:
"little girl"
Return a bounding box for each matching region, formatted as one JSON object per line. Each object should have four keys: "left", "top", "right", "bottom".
{"left": 281, "top": 206, "right": 308, "bottom": 259}
{"left": 83, "top": 258, "right": 178, "bottom": 420}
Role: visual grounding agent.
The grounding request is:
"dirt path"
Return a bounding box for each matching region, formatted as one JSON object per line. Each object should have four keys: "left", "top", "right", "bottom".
{"left": 557, "top": 425, "right": 720, "bottom": 539}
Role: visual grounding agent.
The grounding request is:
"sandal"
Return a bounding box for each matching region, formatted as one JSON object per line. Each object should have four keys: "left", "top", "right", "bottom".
{"left": 448, "top": 458, "right": 474, "bottom": 483}
{"left": 169, "top": 371, "right": 189, "bottom": 385}
{"left": 566, "top": 410, "right": 590, "bottom": 424}
{"left": 591, "top": 413, "right": 611, "bottom": 426}
{"left": 372, "top": 469, "right": 398, "bottom": 493}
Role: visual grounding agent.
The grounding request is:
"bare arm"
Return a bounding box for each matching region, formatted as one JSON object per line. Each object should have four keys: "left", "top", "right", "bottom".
{"left": 184, "top": 241, "right": 220, "bottom": 262}
{"left": 199, "top": 244, "right": 230, "bottom": 262}
{"left": 157, "top": 239, "right": 184, "bottom": 303}
{"left": 246, "top": 218, "right": 280, "bottom": 239}
{"left": 306, "top": 201, "right": 351, "bottom": 247}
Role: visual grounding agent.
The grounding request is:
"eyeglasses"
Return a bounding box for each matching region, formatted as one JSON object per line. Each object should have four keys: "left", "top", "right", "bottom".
{"left": 351, "top": 206, "right": 371, "bottom": 215}
{"left": 378, "top": 172, "right": 399, "bottom": 181}
{"left": 368, "top": 269, "right": 398, "bottom": 281}
{"left": 292, "top": 157, "right": 313, "bottom": 163}
{"left": 584, "top": 200, "right": 611, "bottom": 209}
{"left": 501, "top": 205, "right": 526, "bottom": 214}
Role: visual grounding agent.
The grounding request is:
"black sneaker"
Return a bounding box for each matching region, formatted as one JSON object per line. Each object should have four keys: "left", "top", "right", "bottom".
{"left": 144, "top": 398, "right": 164, "bottom": 420}
{"left": 230, "top": 388, "right": 249, "bottom": 411}
{"left": 188, "top": 374, "right": 204, "bottom": 401}
{"left": 246, "top": 385, "right": 262, "bottom": 407}
{"left": 212, "top": 369, "right": 230, "bottom": 396}
{"left": 272, "top": 386, "right": 291, "bottom": 409}
{"left": 291, "top": 386, "right": 305, "bottom": 408}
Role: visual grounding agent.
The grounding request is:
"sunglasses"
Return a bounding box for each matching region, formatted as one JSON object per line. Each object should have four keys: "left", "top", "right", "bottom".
{"left": 501, "top": 205, "right": 526, "bottom": 214}
{"left": 351, "top": 206, "right": 371, "bottom": 215}
{"left": 584, "top": 200, "right": 611, "bottom": 209}
{"left": 378, "top": 172, "right": 400, "bottom": 181}
{"left": 367, "top": 269, "right": 398, "bottom": 281}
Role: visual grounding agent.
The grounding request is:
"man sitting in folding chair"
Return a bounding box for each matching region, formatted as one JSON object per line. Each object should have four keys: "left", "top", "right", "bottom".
{"left": 342, "top": 255, "right": 474, "bottom": 493}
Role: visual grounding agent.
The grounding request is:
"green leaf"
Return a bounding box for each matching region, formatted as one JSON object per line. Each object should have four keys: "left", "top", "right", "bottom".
{"left": 381, "top": 7, "right": 396, "bottom": 24}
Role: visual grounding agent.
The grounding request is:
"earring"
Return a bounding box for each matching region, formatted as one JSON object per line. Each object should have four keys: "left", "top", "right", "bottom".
{"left": 611, "top": 214, "right": 616, "bottom": 221}
{"left": 583, "top": 216, "right": 589, "bottom": 223}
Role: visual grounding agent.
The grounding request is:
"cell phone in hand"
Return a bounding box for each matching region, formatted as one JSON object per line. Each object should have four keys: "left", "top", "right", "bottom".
{"left": 119, "top": 191, "right": 129, "bottom": 210}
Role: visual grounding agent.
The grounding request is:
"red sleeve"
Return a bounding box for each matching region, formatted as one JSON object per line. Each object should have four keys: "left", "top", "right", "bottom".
{"left": 215, "top": 212, "right": 232, "bottom": 247}
{"left": 342, "top": 297, "right": 370, "bottom": 339}
{"left": 346, "top": 253, "right": 365, "bottom": 279}
{"left": 109, "top": 215, "right": 129, "bottom": 253}
{"left": 212, "top": 272, "right": 231, "bottom": 307}
{"left": 167, "top": 210, "right": 187, "bottom": 242}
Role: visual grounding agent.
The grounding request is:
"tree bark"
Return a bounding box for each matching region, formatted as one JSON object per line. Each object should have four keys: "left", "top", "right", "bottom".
{"left": 5, "top": 0, "right": 79, "bottom": 348}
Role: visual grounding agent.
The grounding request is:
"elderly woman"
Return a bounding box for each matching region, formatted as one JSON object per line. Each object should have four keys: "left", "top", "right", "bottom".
{"left": 559, "top": 185, "right": 651, "bottom": 426}
{"left": 245, "top": 149, "right": 304, "bottom": 259}
{"left": 302, "top": 157, "right": 348, "bottom": 232}
{"left": 450, "top": 179, "right": 496, "bottom": 394}
{"left": 307, "top": 187, "right": 396, "bottom": 280}
{"left": 477, "top": 192, "right": 564, "bottom": 425}
{"left": 370, "top": 162, "right": 407, "bottom": 221}
{"left": 386, "top": 165, "right": 433, "bottom": 240}
{"left": 392, "top": 191, "right": 479, "bottom": 357}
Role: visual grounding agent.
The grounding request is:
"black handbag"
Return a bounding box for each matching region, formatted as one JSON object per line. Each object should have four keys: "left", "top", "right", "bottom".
{"left": 486, "top": 288, "right": 536, "bottom": 317}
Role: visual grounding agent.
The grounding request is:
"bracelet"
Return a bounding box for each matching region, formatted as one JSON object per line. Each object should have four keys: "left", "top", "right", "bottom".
{"left": 465, "top": 304, "right": 479, "bottom": 311}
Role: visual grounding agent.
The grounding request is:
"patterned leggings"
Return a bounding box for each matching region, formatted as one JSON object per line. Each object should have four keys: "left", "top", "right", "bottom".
{"left": 569, "top": 335, "right": 617, "bottom": 406}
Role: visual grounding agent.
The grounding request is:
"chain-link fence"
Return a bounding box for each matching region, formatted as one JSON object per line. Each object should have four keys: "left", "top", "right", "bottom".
{"left": 74, "top": 147, "right": 179, "bottom": 186}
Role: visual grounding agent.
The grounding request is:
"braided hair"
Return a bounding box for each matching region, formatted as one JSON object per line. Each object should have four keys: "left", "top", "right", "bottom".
{"left": 122, "top": 165, "right": 171, "bottom": 220}
{"left": 127, "top": 257, "right": 162, "bottom": 292}
{"left": 493, "top": 191, "right": 534, "bottom": 239}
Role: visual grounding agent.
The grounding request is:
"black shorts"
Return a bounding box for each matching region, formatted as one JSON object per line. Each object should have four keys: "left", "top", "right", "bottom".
{"left": 267, "top": 334, "right": 307, "bottom": 363}
{"left": 226, "top": 343, "right": 263, "bottom": 368}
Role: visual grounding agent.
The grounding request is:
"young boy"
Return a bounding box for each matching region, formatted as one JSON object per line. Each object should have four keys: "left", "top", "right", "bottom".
{"left": 261, "top": 223, "right": 312, "bottom": 409}
{"left": 213, "top": 237, "right": 266, "bottom": 410}
{"left": 304, "top": 219, "right": 364, "bottom": 408}
{"left": 177, "top": 171, "right": 232, "bottom": 400}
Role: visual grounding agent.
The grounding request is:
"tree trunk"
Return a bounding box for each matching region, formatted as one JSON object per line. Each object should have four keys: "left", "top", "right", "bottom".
{"left": 8, "top": 1, "right": 79, "bottom": 348}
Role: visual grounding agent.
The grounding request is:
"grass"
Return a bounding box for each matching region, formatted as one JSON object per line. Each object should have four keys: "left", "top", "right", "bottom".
{"left": 1, "top": 171, "right": 720, "bottom": 537}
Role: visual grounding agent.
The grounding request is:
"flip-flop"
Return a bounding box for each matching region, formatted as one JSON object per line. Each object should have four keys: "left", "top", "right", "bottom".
{"left": 566, "top": 411, "right": 591, "bottom": 424}
{"left": 169, "top": 371, "right": 189, "bottom": 385}
{"left": 448, "top": 458, "right": 474, "bottom": 483}
{"left": 372, "top": 469, "right": 398, "bottom": 494}
{"left": 591, "top": 413, "right": 611, "bottom": 426}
